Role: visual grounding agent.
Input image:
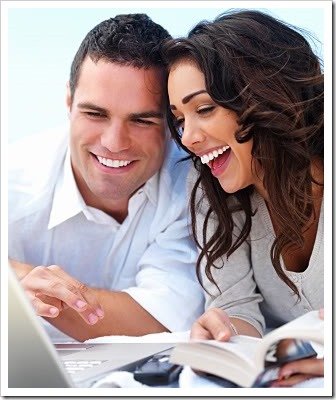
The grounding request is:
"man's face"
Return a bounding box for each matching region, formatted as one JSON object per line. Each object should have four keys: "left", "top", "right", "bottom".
{"left": 66, "top": 57, "right": 166, "bottom": 216}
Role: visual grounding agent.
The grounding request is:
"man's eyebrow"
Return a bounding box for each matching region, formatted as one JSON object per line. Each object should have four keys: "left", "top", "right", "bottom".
{"left": 129, "top": 111, "right": 163, "bottom": 119}
{"left": 77, "top": 103, "right": 163, "bottom": 119}
{"left": 77, "top": 102, "right": 108, "bottom": 115}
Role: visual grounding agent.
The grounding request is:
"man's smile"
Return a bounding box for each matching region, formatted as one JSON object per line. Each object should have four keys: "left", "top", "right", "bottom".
{"left": 96, "top": 155, "right": 132, "bottom": 168}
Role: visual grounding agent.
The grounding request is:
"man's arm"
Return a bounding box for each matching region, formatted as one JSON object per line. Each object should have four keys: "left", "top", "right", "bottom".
{"left": 46, "top": 289, "right": 168, "bottom": 342}
{"left": 10, "top": 259, "right": 105, "bottom": 331}
{"left": 9, "top": 258, "right": 33, "bottom": 279}
{"left": 10, "top": 258, "right": 167, "bottom": 341}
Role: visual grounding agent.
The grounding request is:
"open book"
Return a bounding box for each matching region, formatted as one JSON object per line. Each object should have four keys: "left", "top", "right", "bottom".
{"left": 169, "top": 310, "right": 324, "bottom": 388}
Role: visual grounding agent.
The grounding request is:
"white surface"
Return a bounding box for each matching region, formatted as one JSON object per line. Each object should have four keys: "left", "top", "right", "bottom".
{"left": 85, "top": 331, "right": 324, "bottom": 389}
{"left": 92, "top": 371, "right": 146, "bottom": 388}
{"left": 85, "top": 330, "right": 190, "bottom": 344}
{"left": 179, "top": 366, "right": 324, "bottom": 389}
{"left": 91, "top": 361, "right": 325, "bottom": 389}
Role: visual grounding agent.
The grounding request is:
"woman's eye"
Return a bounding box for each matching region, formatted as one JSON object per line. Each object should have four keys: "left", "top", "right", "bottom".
{"left": 173, "top": 117, "right": 184, "bottom": 137}
{"left": 174, "top": 117, "right": 184, "bottom": 128}
{"left": 197, "top": 105, "right": 215, "bottom": 114}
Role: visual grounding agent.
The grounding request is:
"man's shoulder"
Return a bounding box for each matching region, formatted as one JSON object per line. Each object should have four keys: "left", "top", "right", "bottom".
{"left": 9, "top": 125, "right": 69, "bottom": 221}
{"left": 10, "top": 125, "right": 68, "bottom": 158}
{"left": 160, "top": 140, "right": 192, "bottom": 181}
{"left": 9, "top": 125, "right": 68, "bottom": 179}
{"left": 145, "top": 140, "right": 192, "bottom": 210}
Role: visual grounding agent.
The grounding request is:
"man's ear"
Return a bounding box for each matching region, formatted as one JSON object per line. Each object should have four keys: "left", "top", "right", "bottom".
{"left": 65, "top": 81, "right": 72, "bottom": 111}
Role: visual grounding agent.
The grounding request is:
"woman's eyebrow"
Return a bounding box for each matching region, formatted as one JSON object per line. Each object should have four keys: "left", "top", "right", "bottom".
{"left": 182, "top": 90, "right": 207, "bottom": 104}
{"left": 169, "top": 89, "right": 208, "bottom": 111}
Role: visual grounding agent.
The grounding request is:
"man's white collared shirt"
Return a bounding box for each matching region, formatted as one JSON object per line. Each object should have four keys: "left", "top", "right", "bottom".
{"left": 9, "top": 127, "right": 204, "bottom": 336}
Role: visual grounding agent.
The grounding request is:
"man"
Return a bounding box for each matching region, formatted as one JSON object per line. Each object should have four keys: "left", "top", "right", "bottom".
{"left": 9, "top": 14, "right": 204, "bottom": 342}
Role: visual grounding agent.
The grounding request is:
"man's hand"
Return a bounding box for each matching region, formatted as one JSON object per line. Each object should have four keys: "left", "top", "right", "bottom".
{"left": 11, "top": 260, "right": 104, "bottom": 325}
{"left": 9, "top": 259, "right": 167, "bottom": 341}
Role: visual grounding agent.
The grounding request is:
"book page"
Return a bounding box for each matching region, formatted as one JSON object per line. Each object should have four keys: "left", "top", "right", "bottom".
{"left": 199, "top": 335, "right": 262, "bottom": 368}
{"left": 171, "top": 337, "right": 263, "bottom": 387}
{"left": 257, "top": 310, "right": 324, "bottom": 366}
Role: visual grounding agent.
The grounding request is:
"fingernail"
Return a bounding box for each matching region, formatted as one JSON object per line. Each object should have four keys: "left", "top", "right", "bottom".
{"left": 75, "top": 299, "right": 87, "bottom": 309}
{"left": 96, "top": 308, "right": 104, "bottom": 317}
{"left": 217, "top": 330, "right": 228, "bottom": 340}
{"left": 49, "top": 307, "right": 58, "bottom": 315}
{"left": 279, "top": 371, "right": 292, "bottom": 380}
{"left": 88, "top": 313, "right": 98, "bottom": 324}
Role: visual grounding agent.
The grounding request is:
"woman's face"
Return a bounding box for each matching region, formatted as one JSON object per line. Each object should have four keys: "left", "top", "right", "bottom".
{"left": 168, "top": 60, "right": 262, "bottom": 194}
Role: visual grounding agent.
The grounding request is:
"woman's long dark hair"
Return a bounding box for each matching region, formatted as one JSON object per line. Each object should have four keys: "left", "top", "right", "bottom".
{"left": 163, "top": 10, "right": 324, "bottom": 296}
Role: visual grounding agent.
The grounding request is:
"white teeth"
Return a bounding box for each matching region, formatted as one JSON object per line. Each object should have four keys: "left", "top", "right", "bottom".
{"left": 97, "top": 156, "right": 131, "bottom": 168}
{"left": 200, "top": 145, "right": 230, "bottom": 164}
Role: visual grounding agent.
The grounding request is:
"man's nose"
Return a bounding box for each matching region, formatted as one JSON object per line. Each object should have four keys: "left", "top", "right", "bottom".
{"left": 101, "top": 121, "right": 131, "bottom": 152}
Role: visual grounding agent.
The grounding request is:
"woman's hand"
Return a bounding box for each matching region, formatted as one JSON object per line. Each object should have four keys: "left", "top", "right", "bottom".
{"left": 271, "top": 358, "right": 324, "bottom": 387}
{"left": 190, "top": 308, "right": 235, "bottom": 341}
{"left": 190, "top": 307, "right": 261, "bottom": 341}
{"left": 272, "top": 308, "right": 324, "bottom": 387}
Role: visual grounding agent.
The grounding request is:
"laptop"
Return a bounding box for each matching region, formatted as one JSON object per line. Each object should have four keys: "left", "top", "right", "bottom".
{"left": 8, "top": 265, "right": 175, "bottom": 388}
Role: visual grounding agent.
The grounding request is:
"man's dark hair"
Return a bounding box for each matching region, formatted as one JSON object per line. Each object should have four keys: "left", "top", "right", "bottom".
{"left": 69, "top": 13, "right": 171, "bottom": 102}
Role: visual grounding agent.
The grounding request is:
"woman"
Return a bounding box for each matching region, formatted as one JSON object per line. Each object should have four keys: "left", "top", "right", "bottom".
{"left": 164, "top": 10, "right": 324, "bottom": 387}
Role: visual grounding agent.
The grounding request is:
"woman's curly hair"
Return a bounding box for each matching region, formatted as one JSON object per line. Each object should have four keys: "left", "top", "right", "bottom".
{"left": 163, "top": 9, "right": 324, "bottom": 297}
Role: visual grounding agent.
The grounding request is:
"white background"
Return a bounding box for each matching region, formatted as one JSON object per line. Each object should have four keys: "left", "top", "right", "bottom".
{"left": 4, "top": 1, "right": 327, "bottom": 143}
{"left": 1, "top": 1, "right": 333, "bottom": 396}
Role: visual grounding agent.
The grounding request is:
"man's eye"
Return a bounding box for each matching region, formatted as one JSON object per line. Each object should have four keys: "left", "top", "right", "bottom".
{"left": 135, "top": 119, "right": 155, "bottom": 125}
{"left": 84, "top": 111, "right": 105, "bottom": 118}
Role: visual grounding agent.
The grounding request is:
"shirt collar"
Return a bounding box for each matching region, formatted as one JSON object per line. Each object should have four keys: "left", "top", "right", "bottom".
{"left": 48, "top": 147, "right": 86, "bottom": 229}
{"left": 141, "top": 171, "right": 158, "bottom": 206}
{"left": 140, "top": 137, "right": 172, "bottom": 206}
{"left": 48, "top": 147, "right": 158, "bottom": 229}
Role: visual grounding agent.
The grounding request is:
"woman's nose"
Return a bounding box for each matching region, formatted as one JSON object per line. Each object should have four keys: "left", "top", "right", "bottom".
{"left": 181, "top": 120, "right": 205, "bottom": 149}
